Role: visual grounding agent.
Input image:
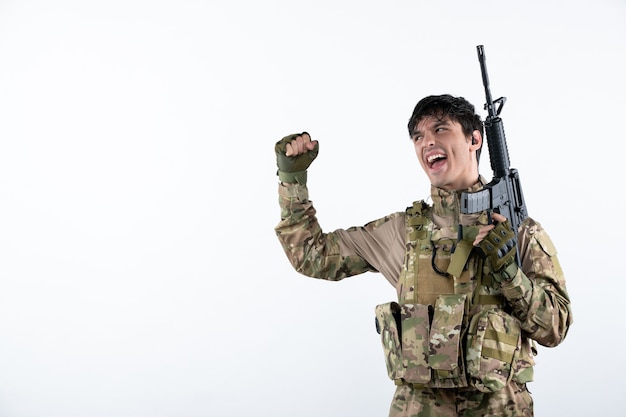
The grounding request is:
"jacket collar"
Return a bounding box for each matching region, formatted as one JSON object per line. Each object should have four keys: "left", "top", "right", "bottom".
{"left": 430, "top": 176, "right": 490, "bottom": 228}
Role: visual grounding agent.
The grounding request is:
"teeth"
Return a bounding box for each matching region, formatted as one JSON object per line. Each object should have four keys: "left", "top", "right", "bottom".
{"left": 427, "top": 154, "right": 445, "bottom": 163}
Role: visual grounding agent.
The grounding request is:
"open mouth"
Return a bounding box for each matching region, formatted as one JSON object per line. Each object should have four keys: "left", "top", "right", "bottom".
{"left": 427, "top": 153, "right": 447, "bottom": 169}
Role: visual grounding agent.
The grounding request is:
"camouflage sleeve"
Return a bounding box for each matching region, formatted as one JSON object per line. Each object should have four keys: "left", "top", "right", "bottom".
{"left": 500, "top": 218, "right": 573, "bottom": 347}
{"left": 274, "top": 183, "right": 377, "bottom": 280}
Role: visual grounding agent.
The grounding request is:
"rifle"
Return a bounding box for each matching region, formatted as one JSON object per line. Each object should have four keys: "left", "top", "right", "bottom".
{"left": 460, "top": 45, "right": 528, "bottom": 263}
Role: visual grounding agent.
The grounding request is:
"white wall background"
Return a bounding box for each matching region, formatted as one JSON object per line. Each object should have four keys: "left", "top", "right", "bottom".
{"left": 0, "top": 0, "right": 624, "bottom": 416}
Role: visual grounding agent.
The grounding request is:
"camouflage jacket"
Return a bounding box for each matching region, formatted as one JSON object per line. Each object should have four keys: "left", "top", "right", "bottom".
{"left": 275, "top": 180, "right": 572, "bottom": 383}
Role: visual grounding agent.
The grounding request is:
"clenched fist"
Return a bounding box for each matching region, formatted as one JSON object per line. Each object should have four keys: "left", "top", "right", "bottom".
{"left": 275, "top": 132, "right": 319, "bottom": 184}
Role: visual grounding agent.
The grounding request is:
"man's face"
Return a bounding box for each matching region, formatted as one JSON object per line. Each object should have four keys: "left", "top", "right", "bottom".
{"left": 411, "top": 115, "right": 481, "bottom": 190}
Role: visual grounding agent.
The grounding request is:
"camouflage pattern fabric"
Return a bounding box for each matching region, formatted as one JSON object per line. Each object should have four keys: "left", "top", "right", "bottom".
{"left": 375, "top": 302, "right": 432, "bottom": 384}
{"left": 275, "top": 183, "right": 378, "bottom": 280}
{"left": 375, "top": 302, "right": 406, "bottom": 381}
{"left": 465, "top": 307, "right": 522, "bottom": 392}
{"left": 388, "top": 382, "right": 533, "bottom": 417}
{"left": 275, "top": 180, "right": 572, "bottom": 416}
{"left": 428, "top": 294, "right": 466, "bottom": 372}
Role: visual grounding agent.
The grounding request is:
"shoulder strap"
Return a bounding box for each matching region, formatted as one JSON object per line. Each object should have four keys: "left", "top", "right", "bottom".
{"left": 406, "top": 200, "right": 431, "bottom": 241}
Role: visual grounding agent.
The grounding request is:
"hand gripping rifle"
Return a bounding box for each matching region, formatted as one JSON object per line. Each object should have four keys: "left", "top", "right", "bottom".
{"left": 460, "top": 45, "right": 528, "bottom": 263}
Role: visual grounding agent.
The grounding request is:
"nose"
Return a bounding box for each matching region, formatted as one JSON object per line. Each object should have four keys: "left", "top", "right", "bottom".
{"left": 423, "top": 132, "right": 435, "bottom": 147}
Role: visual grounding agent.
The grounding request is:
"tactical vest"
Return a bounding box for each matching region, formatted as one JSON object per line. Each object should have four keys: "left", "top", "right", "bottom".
{"left": 375, "top": 200, "right": 535, "bottom": 392}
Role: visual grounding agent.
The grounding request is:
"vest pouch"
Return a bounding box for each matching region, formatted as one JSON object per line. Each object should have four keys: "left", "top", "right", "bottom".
{"left": 428, "top": 294, "right": 466, "bottom": 372}
{"left": 375, "top": 302, "right": 403, "bottom": 380}
{"left": 466, "top": 307, "right": 522, "bottom": 393}
{"left": 399, "top": 303, "right": 431, "bottom": 383}
{"left": 375, "top": 302, "right": 431, "bottom": 383}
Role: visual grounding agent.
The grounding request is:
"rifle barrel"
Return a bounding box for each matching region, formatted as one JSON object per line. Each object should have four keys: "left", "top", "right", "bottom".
{"left": 477, "top": 45, "right": 495, "bottom": 118}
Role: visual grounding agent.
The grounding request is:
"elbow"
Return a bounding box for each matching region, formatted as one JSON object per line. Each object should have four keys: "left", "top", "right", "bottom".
{"left": 530, "top": 308, "right": 573, "bottom": 348}
{"left": 534, "top": 332, "right": 565, "bottom": 348}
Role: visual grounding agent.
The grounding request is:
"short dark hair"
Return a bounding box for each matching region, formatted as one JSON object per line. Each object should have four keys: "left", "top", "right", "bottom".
{"left": 407, "top": 94, "right": 484, "bottom": 162}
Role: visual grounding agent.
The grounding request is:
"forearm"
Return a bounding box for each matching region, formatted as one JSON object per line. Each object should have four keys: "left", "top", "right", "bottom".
{"left": 275, "top": 183, "right": 373, "bottom": 280}
{"left": 490, "top": 217, "right": 573, "bottom": 347}
{"left": 500, "top": 268, "right": 572, "bottom": 347}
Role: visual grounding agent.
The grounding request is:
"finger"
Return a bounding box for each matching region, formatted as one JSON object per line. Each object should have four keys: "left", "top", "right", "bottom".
{"left": 473, "top": 225, "right": 495, "bottom": 246}
{"left": 299, "top": 132, "right": 317, "bottom": 151}
{"left": 492, "top": 212, "right": 507, "bottom": 223}
{"left": 293, "top": 136, "right": 304, "bottom": 154}
{"left": 285, "top": 142, "right": 294, "bottom": 157}
{"left": 285, "top": 133, "right": 315, "bottom": 156}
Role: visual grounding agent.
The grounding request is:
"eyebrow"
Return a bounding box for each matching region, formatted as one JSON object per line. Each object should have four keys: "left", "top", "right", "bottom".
{"left": 413, "top": 119, "right": 452, "bottom": 136}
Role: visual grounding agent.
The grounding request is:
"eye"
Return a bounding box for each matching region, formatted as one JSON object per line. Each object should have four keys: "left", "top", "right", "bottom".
{"left": 412, "top": 135, "right": 423, "bottom": 143}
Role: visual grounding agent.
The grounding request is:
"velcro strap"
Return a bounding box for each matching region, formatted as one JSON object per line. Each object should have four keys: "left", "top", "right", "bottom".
{"left": 409, "top": 230, "right": 428, "bottom": 240}
{"left": 476, "top": 294, "right": 504, "bottom": 305}
{"left": 447, "top": 239, "right": 473, "bottom": 277}
{"left": 481, "top": 346, "right": 514, "bottom": 363}
{"left": 485, "top": 328, "right": 519, "bottom": 347}
{"left": 408, "top": 215, "right": 428, "bottom": 227}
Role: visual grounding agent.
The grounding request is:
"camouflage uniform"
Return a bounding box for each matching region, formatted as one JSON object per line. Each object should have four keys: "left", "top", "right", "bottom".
{"left": 275, "top": 179, "right": 572, "bottom": 417}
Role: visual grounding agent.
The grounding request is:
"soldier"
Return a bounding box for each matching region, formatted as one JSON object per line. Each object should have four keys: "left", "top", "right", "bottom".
{"left": 274, "top": 95, "right": 572, "bottom": 416}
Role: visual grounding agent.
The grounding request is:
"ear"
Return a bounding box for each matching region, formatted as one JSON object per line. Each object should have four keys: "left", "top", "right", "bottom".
{"left": 470, "top": 130, "right": 483, "bottom": 151}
